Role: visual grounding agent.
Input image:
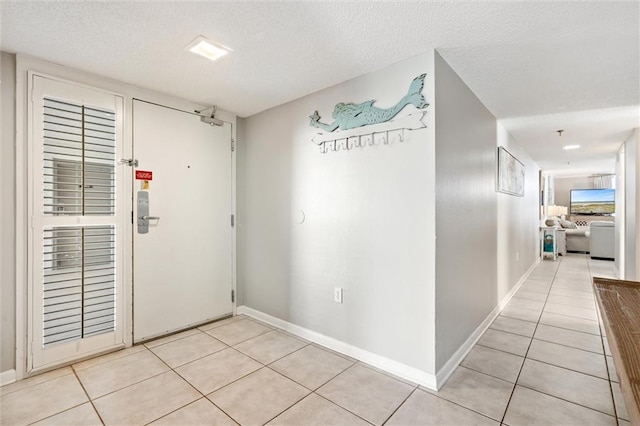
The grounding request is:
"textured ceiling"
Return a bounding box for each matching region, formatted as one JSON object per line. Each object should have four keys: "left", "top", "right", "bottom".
{"left": 1, "top": 1, "right": 639, "bottom": 175}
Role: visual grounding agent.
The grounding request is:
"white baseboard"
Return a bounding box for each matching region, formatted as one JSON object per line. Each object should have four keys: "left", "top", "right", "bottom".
{"left": 434, "top": 258, "right": 541, "bottom": 389}
{"left": 1, "top": 369, "right": 17, "bottom": 386}
{"left": 238, "top": 258, "right": 540, "bottom": 392}
{"left": 237, "top": 306, "right": 438, "bottom": 390}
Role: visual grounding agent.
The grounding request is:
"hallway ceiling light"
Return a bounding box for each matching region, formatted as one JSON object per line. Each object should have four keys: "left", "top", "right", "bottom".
{"left": 563, "top": 144, "right": 581, "bottom": 150}
{"left": 185, "top": 36, "right": 231, "bottom": 62}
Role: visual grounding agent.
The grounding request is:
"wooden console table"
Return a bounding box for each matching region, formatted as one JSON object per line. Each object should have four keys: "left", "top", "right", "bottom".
{"left": 593, "top": 277, "right": 640, "bottom": 424}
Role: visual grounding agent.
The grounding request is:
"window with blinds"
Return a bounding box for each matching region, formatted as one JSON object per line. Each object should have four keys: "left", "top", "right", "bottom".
{"left": 41, "top": 97, "right": 117, "bottom": 347}
{"left": 43, "top": 98, "right": 115, "bottom": 216}
{"left": 43, "top": 226, "right": 116, "bottom": 345}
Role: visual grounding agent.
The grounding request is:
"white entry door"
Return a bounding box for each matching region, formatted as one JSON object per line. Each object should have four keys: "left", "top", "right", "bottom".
{"left": 133, "top": 100, "right": 233, "bottom": 342}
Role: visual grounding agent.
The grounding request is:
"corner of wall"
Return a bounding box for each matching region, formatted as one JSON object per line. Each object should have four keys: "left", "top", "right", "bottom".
{"left": 1, "top": 50, "right": 18, "bottom": 374}
{"left": 235, "top": 116, "right": 246, "bottom": 307}
{"left": 433, "top": 51, "right": 498, "bottom": 371}
{"left": 432, "top": 53, "right": 541, "bottom": 372}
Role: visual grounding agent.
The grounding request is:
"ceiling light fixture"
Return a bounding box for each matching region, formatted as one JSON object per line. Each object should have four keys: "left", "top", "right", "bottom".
{"left": 185, "top": 36, "right": 231, "bottom": 62}
{"left": 563, "top": 144, "right": 581, "bottom": 150}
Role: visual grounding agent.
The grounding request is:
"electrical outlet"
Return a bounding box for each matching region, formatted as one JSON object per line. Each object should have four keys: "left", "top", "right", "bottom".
{"left": 334, "top": 287, "right": 343, "bottom": 303}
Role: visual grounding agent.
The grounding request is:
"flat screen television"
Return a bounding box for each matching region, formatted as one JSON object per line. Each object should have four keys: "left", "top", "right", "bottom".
{"left": 570, "top": 189, "right": 615, "bottom": 215}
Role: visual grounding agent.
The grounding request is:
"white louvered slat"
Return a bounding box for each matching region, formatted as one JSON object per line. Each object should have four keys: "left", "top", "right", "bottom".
{"left": 42, "top": 225, "right": 115, "bottom": 346}
{"left": 31, "top": 76, "right": 125, "bottom": 371}
{"left": 41, "top": 96, "right": 117, "bottom": 348}
{"left": 43, "top": 98, "right": 116, "bottom": 217}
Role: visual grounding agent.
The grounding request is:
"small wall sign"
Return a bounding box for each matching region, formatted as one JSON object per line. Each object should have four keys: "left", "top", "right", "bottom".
{"left": 135, "top": 170, "right": 153, "bottom": 180}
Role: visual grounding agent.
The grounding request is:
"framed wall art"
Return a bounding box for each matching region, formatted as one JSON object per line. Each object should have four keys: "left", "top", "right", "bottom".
{"left": 498, "top": 146, "right": 525, "bottom": 197}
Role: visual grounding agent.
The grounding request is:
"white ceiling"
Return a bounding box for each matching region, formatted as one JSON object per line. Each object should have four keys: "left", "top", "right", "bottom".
{"left": 1, "top": 1, "right": 638, "bottom": 175}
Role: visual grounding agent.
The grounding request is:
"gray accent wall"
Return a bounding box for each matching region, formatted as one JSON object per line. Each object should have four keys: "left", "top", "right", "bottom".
{"left": 433, "top": 52, "right": 540, "bottom": 371}
{"left": 1, "top": 51, "right": 16, "bottom": 373}
{"left": 433, "top": 52, "right": 498, "bottom": 370}
{"left": 241, "top": 52, "right": 438, "bottom": 373}
{"left": 554, "top": 176, "right": 592, "bottom": 211}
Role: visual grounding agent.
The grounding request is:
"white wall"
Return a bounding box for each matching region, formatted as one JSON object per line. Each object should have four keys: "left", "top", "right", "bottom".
{"left": 615, "top": 143, "right": 626, "bottom": 277}
{"left": 620, "top": 129, "right": 640, "bottom": 279}
{"left": 1, "top": 52, "right": 17, "bottom": 373}
{"left": 630, "top": 129, "right": 640, "bottom": 280}
{"left": 496, "top": 125, "right": 541, "bottom": 302}
{"left": 433, "top": 53, "right": 540, "bottom": 371}
{"left": 240, "top": 52, "right": 437, "bottom": 374}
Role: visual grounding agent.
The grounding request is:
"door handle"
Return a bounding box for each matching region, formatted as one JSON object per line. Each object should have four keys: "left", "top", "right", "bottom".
{"left": 137, "top": 192, "right": 160, "bottom": 234}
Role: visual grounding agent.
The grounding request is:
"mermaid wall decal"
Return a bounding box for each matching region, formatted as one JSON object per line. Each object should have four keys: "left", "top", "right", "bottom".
{"left": 309, "top": 74, "right": 428, "bottom": 132}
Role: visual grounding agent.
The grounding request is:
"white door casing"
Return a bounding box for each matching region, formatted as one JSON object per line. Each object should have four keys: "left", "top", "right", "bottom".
{"left": 132, "top": 100, "right": 233, "bottom": 342}
{"left": 28, "top": 75, "right": 126, "bottom": 372}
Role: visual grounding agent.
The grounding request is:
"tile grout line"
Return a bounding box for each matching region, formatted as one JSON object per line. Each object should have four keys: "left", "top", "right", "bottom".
{"left": 231, "top": 331, "right": 312, "bottom": 366}
{"left": 76, "top": 351, "right": 170, "bottom": 400}
{"left": 257, "top": 361, "right": 378, "bottom": 425}
{"left": 311, "top": 392, "right": 376, "bottom": 425}
{"left": 24, "top": 401, "right": 93, "bottom": 426}
{"left": 514, "top": 383, "right": 618, "bottom": 418}
{"left": 0, "top": 369, "right": 75, "bottom": 397}
{"left": 72, "top": 344, "right": 149, "bottom": 373}
{"left": 70, "top": 365, "right": 106, "bottom": 426}
{"left": 455, "top": 359, "right": 619, "bottom": 420}
{"left": 380, "top": 386, "right": 419, "bottom": 425}
{"left": 499, "top": 256, "right": 562, "bottom": 424}
{"left": 418, "top": 383, "right": 507, "bottom": 424}
{"left": 144, "top": 342, "right": 241, "bottom": 425}
{"left": 261, "top": 351, "right": 412, "bottom": 424}
{"left": 462, "top": 345, "right": 610, "bottom": 383}
{"left": 291, "top": 362, "right": 388, "bottom": 423}
{"left": 485, "top": 325, "right": 538, "bottom": 339}
{"left": 269, "top": 349, "right": 358, "bottom": 394}
{"left": 203, "top": 328, "right": 272, "bottom": 347}
{"left": 477, "top": 331, "right": 605, "bottom": 358}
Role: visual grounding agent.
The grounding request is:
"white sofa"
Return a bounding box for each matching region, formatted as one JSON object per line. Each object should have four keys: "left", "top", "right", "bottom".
{"left": 590, "top": 221, "right": 615, "bottom": 260}
{"left": 566, "top": 227, "right": 590, "bottom": 253}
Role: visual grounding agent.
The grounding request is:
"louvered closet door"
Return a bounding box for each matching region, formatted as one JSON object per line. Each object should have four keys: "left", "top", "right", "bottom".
{"left": 30, "top": 75, "right": 126, "bottom": 371}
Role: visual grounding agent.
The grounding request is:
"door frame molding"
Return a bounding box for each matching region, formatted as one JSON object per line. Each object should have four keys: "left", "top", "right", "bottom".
{"left": 14, "top": 54, "right": 237, "bottom": 380}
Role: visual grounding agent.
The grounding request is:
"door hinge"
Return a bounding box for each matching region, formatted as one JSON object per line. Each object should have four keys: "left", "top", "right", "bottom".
{"left": 231, "top": 214, "right": 235, "bottom": 227}
{"left": 231, "top": 290, "right": 235, "bottom": 303}
{"left": 131, "top": 210, "right": 134, "bottom": 224}
{"left": 119, "top": 158, "right": 139, "bottom": 167}
{"left": 231, "top": 139, "right": 235, "bottom": 152}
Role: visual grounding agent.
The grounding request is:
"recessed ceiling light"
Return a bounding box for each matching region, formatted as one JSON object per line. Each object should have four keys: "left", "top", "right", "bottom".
{"left": 563, "top": 144, "right": 581, "bottom": 150}
{"left": 185, "top": 36, "right": 231, "bottom": 62}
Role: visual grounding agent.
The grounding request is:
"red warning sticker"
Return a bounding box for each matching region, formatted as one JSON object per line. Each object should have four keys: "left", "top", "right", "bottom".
{"left": 135, "top": 170, "right": 153, "bottom": 180}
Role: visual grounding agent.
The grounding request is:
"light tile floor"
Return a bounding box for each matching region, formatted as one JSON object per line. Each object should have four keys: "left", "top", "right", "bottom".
{"left": 0, "top": 254, "right": 628, "bottom": 425}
